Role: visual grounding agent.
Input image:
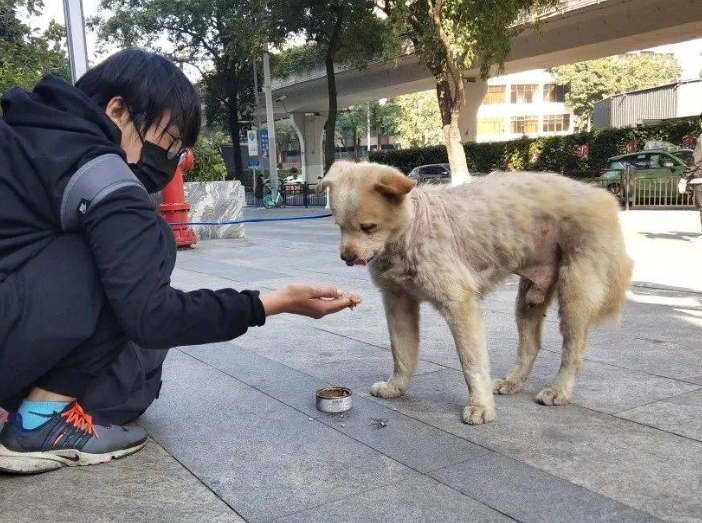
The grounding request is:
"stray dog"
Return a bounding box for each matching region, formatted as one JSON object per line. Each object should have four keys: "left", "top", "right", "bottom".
{"left": 319, "top": 161, "right": 633, "bottom": 424}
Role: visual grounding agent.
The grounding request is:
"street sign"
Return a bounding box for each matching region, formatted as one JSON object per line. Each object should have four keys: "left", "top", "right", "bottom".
{"left": 247, "top": 130, "right": 258, "bottom": 156}
{"left": 260, "top": 129, "right": 269, "bottom": 152}
{"left": 247, "top": 159, "right": 261, "bottom": 169}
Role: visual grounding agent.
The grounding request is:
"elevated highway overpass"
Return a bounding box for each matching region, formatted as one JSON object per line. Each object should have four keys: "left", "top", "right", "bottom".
{"left": 268, "top": 0, "right": 702, "bottom": 181}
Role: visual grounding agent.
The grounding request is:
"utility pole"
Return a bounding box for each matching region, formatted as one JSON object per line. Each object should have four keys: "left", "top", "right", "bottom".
{"left": 367, "top": 102, "right": 372, "bottom": 158}
{"left": 263, "top": 46, "right": 279, "bottom": 200}
{"left": 252, "top": 58, "right": 263, "bottom": 197}
{"left": 62, "top": 0, "right": 89, "bottom": 83}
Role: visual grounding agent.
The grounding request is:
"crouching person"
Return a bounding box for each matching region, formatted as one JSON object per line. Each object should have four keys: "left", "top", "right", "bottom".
{"left": 0, "top": 49, "right": 360, "bottom": 474}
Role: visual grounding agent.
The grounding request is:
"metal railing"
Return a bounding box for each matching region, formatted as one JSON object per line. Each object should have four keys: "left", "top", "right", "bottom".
{"left": 622, "top": 169, "right": 695, "bottom": 210}
{"left": 244, "top": 183, "right": 327, "bottom": 208}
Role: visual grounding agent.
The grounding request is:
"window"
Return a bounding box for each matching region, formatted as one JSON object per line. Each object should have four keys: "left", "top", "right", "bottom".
{"left": 648, "top": 154, "right": 663, "bottom": 169}
{"left": 543, "top": 84, "right": 566, "bottom": 103}
{"left": 483, "top": 85, "right": 506, "bottom": 105}
{"left": 511, "top": 84, "right": 538, "bottom": 104}
{"left": 630, "top": 154, "right": 650, "bottom": 169}
{"left": 542, "top": 114, "right": 570, "bottom": 132}
{"left": 477, "top": 118, "right": 505, "bottom": 135}
{"left": 424, "top": 165, "right": 447, "bottom": 175}
{"left": 673, "top": 150, "right": 694, "bottom": 166}
{"left": 511, "top": 116, "right": 538, "bottom": 134}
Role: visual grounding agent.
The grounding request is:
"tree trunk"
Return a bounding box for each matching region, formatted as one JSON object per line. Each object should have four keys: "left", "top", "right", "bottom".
{"left": 436, "top": 78, "right": 470, "bottom": 184}
{"left": 226, "top": 84, "right": 244, "bottom": 180}
{"left": 323, "top": 54, "right": 338, "bottom": 171}
{"left": 376, "top": 125, "right": 383, "bottom": 151}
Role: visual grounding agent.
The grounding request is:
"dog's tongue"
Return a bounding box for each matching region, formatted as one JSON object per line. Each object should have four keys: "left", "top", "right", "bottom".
{"left": 353, "top": 258, "right": 367, "bottom": 266}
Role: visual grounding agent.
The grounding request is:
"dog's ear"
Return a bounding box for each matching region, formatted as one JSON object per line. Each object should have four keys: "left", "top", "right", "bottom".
{"left": 316, "top": 161, "right": 350, "bottom": 194}
{"left": 374, "top": 168, "right": 416, "bottom": 200}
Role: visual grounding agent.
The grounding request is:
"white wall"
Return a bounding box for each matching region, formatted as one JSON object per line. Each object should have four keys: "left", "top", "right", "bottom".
{"left": 476, "top": 70, "right": 575, "bottom": 143}
{"left": 676, "top": 81, "right": 702, "bottom": 118}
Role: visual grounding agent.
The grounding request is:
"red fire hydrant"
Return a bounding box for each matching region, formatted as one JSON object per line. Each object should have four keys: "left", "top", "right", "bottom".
{"left": 159, "top": 150, "right": 197, "bottom": 248}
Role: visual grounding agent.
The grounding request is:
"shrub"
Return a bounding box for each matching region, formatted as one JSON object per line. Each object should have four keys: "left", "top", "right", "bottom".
{"left": 185, "top": 134, "right": 228, "bottom": 182}
{"left": 369, "top": 117, "right": 701, "bottom": 177}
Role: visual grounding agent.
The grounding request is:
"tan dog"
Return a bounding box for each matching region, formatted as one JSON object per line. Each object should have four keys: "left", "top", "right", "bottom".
{"left": 319, "top": 161, "right": 633, "bottom": 424}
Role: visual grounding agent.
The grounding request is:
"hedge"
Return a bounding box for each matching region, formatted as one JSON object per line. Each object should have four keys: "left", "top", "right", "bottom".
{"left": 369, "top": 118, "right": 701, "bottom": 177}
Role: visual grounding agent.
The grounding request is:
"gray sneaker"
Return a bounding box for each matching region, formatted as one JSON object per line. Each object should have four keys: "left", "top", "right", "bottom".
{"left": 0, "top": 402, "right": 147, "bottom": 474}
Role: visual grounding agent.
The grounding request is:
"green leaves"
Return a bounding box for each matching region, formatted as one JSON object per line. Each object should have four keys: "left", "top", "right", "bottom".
{"left": 0, "top": 1, "right": 68, "bottom": 100}
{"left": 552, "top": 54, "right": 683, "bottom": 130}
{"left": 370, "top": 116, "right": 702, "bottom": 176}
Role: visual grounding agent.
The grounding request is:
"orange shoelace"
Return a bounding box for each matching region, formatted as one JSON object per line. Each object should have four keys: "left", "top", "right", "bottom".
{"left": 0, "top": 410, "right": 8, "bottom": 424}
{"left": 60, "top": 402, "right": 97, "bottom": 438}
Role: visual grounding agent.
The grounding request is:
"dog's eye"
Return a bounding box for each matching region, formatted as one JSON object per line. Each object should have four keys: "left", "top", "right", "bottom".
{"left": 360, "top": 223, "right": 377, "bottom": 234}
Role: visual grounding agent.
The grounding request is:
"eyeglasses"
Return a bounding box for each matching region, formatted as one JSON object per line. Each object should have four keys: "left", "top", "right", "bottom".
{"left": 127, "top": 107, "right": 187, "bottom": 160}
{"left": 163, "top": 129, "right": 186, "bottom": 160}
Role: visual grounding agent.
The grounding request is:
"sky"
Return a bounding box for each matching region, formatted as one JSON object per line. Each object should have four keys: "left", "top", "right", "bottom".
{"left": 33, "top": 1, "right": 702, "bottom": 81}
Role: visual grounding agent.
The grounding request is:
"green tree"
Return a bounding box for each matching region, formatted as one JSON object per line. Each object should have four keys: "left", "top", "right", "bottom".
{"left": 394, "top": 91, "right": 443, "bottom": 148}
{"left": 94, "top": 0, "right": 276, "bottom": 180}
{"left": 371, "top": 99, "right": 400, "bottom": 150}
{"left": 377, "top": 0, "right": 561, "bottom": 182}
{"left": 336, "top": 105, "right": 368, "bottom": 158}
{"left": 273, "top": 1, "right": 384, "bottom": 170}
{"left": 335, "top": 100, "right": 401, "bottom": 157}
{"left": 0, "top": 0, "right": 68, "bottom": 99}
{"left": 271, "top": 42, "right": 325, "bottom": 78}
{"left": 552, "top": 53, "right": 682, "bottom": 131}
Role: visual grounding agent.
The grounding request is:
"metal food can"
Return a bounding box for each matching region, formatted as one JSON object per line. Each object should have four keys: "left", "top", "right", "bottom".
{"left": 316, "top": 387, "right": 352, "bottom": 413}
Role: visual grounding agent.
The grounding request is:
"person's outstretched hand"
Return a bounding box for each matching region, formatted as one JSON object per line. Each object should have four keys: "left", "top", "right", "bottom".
{"left": 260, "top": 284, "right": 362, "bottom": 319}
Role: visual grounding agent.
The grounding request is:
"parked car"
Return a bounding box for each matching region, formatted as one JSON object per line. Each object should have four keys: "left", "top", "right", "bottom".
{"left": 408, "top": 163, "right": 451, "bottom": 184}
{"left": 600, "top": 148, "right": 694, "bottom": 201}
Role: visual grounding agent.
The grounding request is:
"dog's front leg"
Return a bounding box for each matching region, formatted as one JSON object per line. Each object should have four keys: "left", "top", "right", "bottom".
{"left": 371, "top": 289, "right": 420, "bottom": 399}
{"left": 445, "top": 297, "right": 496, "bottom": 425}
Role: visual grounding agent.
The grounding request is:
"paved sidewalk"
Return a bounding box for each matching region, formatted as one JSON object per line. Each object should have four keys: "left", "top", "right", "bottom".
{"left": 1, "top": 210, "right": 701, "bottom": 522}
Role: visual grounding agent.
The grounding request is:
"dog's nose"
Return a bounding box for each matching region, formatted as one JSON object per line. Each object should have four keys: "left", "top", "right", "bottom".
{"left": 341, "top": 253, "right": 357, "bottom": 263}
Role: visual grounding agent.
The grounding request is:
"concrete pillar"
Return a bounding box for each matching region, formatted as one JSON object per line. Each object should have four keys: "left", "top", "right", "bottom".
{"left": 458, "top": 78, "right": 489, "bottom": 143}
{"left": 291, "top": 112, "right": 328, "bottom": 184}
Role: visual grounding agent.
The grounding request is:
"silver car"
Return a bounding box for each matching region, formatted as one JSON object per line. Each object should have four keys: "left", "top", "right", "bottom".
{"left": 408, "top": 163, "right": 451, "bottom": 184}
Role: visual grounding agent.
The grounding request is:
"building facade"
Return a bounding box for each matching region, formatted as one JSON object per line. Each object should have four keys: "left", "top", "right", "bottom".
{"left": 593, "top": 79, "right": 702, "bottom": 129}
{"left": 476, "top": 69, "right": 575, "bottom": 142}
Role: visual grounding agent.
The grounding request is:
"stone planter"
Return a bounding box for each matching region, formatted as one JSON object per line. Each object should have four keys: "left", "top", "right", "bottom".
{"left": 151, "top": 180, "right": 245, "bottom": 240}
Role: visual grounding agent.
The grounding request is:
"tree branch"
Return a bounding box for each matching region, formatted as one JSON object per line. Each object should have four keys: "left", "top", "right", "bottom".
{"left": 426, "top": 0, "right": 461, "bottom": 105}
{"left": 159, "top": 23, "right": 221, "bottom": 63}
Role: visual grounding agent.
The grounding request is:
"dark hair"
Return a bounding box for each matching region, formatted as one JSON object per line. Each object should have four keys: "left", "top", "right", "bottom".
{"left": 76, "top": 48, "right": 201, "bottom": 147}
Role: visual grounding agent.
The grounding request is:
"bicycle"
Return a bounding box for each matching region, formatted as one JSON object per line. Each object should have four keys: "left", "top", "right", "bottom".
{"left": 262, "top": 190, "right": 285, "bottom": 209}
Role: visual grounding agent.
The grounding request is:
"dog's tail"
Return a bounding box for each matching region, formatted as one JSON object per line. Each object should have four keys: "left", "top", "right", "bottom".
{"left": 596, "top": 240, "right": 633, "bottom": 325}
{"left": 593, "top": 197, "right": 634, "bottom": 325}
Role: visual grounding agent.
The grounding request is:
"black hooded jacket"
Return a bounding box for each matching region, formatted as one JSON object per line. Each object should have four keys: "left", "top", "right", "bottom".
{"left": 0, "top": 75, "right": 265, "bottom": 349}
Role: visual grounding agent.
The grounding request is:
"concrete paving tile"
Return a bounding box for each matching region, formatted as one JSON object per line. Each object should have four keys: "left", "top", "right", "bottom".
{"left": 365, "top": 369, "right": 702, "bottom": 522}
{"left": 0, "top": 440, "right": 244, "bottom": 523}
{"left": 430, "top": 451, "right": 660, "bottom": 523}
{"left": 275, "top": 475, "right": 513, "bottom": 523}
{"left": 259, "top": 372, "right": 489, "bottom": 473}
{"left": 141, "top": 350, "right": 414, "bottom": 522}
{"left": 175, "top": 256, "right": 290, "bottom": 284}
{"left": 180, "top": 342, "right": 313, "bottom": 388}
{"left": 237, "top": 316, "right": 444, "bottom": 385}
{"left": 617, "top": 389, "right": 702, "bottom": 442}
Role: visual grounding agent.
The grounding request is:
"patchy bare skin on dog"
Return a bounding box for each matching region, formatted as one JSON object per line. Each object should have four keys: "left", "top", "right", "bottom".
{"left": 319, "top": 161, "right": 633, "bottom": 425}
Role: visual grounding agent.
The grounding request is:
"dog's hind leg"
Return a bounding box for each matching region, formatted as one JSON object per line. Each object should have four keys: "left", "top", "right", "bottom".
{"left": 371, "top": 289, "right": 420, "bottom": 399}
{"left": 535, "top": 261, "right": 601, "bottom": 406}
{"left": 444, "top": 295, "right": 496, "bottom": 425}
{"left": 494, "top": 277, "right": 555, "bottom": 395}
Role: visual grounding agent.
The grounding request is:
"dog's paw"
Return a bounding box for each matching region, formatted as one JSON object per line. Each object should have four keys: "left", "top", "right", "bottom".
{"left": 462, "top": 404, "right": 496, "bottom": 425}
{"left": 492, "top": 378, "right": 524, "bottom": 395}
{"left": 370, "top": 381, "right": 404, "bottom": 399}
{"left": 535, "top": 387, "right": 571, "bottom": 406}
